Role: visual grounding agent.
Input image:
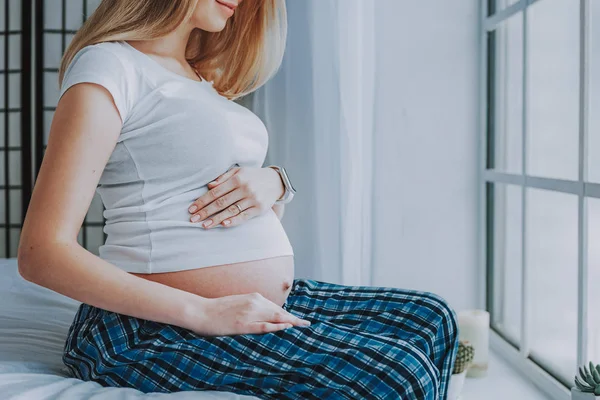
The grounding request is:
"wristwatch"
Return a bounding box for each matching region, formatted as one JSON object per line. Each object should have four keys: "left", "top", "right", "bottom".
{"left": 266, "top": 165, "right": 296, "bottom": 204}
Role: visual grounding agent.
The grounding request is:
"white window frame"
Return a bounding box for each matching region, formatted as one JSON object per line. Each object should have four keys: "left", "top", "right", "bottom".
{"left": 479, "top": 1, "right": 594, "bottom": 399}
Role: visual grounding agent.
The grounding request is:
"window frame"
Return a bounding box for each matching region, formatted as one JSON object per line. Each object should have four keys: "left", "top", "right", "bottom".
{"left": 480, "top": 0, "right": 592, "bottom": 398}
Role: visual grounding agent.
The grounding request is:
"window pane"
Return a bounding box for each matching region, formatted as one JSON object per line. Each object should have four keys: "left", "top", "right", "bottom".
{"left": 8, "top": 72, "right": 20, "bottom": 109}
{"left": 527, "top": 188, "right": 577, "bottom": 383}
{"left": 0, "top": 189, "right": 5, "bottom": 224}
{"left": 9, "top": 189, "right": 20, "bottom": 225}
{"left": 86, "top": 226, "right": 105, "bottom": 256}
{"left": 0, "top": 72, "right": 5, "bottom": 109}
{"left": 588, "top": 2, "right": 600, "bottom": 183}
{"left": 8, "top": 150, "right": 21, "bottom": 185}
{"left": 490, "top": 13, "right": 523, "bottom": 174}
{"left": 491, "top": 184, "right": 523, "bottom": 344}
{"left": 66, "top": 0, "right": 85, "bottom": 30}
{"left": 43, "top": 34, "right": 62, "bottom": 70}
{"left": 43, "top": 0, "right": 61, "bottom": 30}
{"left": 8, "top": 0, "right": 21, "bottom": 31}
{"left": 0, "top": 229, "right": 5, "bottom": 258}
{"left": 8, "top": 34, "right": 21, "bottom": 70}
{"left": 43, "top": 72, "right": 59, "bottom": 108}
{"left": 8, "top": 111, "right": 20, "bottom": 147}
{"left": 86, "top": 192, "right": 104, "bottom": 223}
{"left": 588, "top": 199, "right": 600, "bottom": 362}
{"left": 9, "top": 227, "right": 19, "bottom": 258}
{"left": 527, "top": 0, "right": 579, "bottom": 180}
{"left": 0, "top": 151, "right": 5, "bottom": 186}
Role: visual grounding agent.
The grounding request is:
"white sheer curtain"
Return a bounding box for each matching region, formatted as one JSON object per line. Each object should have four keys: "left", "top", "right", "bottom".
{"left": 254, "top": 0, "right": 376, "bottom": 285}
{"left": 254, "top": 1, "right": 479, "bottom": 309}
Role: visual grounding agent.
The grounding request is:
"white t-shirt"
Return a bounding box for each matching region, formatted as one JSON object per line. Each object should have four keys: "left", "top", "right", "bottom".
{"left": 59, "top": 41, "right": 293, "bottom": 273}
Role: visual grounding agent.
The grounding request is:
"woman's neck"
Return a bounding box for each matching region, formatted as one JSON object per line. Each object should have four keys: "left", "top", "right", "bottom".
{"left": 130, "top": 23, "right": 194, "bottom": 64}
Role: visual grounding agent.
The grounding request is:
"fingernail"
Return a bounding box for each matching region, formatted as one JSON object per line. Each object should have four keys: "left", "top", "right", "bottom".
{"left": 203, "top": 219, "right": 213, "bottom": 228}
{"left": 191, "top": 214, "right": 200, "bottom": 222}
{"left": 189, "top": 205, "right": 197, "bottom": 213}
{"left": 223, "top": 220, "right": 231, "bottom": 226}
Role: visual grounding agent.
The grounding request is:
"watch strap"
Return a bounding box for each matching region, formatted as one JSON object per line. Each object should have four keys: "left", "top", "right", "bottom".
{"left": 267, "top": 165, "right": 295, "bottom": 204}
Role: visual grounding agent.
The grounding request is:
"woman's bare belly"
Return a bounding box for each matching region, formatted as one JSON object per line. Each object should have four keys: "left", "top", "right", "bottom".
{"left": 132, "top": 255, "right": 295, "bottom": 307}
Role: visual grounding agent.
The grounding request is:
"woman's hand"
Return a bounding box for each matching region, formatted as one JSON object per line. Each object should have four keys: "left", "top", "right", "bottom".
{"left": 188, "top": 166, "right": 285, "bottom": 228}
{"left": 189, "top": 292, "right": 311, "bottom": 336}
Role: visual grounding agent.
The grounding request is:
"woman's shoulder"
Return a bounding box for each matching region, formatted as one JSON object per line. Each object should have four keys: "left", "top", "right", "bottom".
{"left": 70, "top": 41, "right": 138, "bottom": 74}
{"left": 61, "top": 41, "right": 148, "bottom": 123}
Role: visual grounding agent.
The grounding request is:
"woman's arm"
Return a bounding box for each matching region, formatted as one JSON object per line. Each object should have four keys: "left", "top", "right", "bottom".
{"left": 18, "top": 83, "right": 308, "bottom": 335}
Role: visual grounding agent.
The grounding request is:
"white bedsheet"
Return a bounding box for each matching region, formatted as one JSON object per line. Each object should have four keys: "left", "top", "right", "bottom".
{"left": 0, "top": 259, "right": 257, "bottom": 400}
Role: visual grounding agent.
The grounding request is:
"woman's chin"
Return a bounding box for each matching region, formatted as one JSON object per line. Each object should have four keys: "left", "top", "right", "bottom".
{"left": 198, "top": 19, "right": 229, "bottom": 33}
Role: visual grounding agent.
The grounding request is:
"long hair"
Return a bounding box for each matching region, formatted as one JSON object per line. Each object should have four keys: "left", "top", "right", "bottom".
{"left": 58, "top": 0, "right": 287, "bottom": 99}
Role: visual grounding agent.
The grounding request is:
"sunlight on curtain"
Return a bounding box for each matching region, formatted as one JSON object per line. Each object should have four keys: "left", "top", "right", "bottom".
{"left": 253, "top": 0, "right": 376, "bottom": 285}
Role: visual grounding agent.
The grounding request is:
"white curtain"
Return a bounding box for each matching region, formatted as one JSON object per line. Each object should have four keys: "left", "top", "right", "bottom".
{"left": 254, "top": 0, "right": 479, "bottom": 310}
{"left": 254, "top": 0, "right": 376, "bottom": 286}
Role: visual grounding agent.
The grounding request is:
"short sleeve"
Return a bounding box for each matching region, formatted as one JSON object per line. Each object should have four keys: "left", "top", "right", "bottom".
{"left": 60, "top": 44, "right": 134, "bottom": 123}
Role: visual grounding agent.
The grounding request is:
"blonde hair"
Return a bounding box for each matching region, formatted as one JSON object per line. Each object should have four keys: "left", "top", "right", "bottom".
{"left": 59, "top": 0, "right": 287, "bottom": 99}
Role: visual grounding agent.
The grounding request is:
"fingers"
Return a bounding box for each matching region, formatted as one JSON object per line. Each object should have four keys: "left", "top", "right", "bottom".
{"left": 247, "top": 322, "right": 293, "bottom": 334}
{"left": 267, "top": 308, "right": 310, "bottom": 327}
{"left": 276, "top": 311, "right": 311, "bottom": 327}
{"left": 189, "top": 178, "right": 238, "bottom": 215}
{"left": 209, "top": 199, "right": 251, "bottom": 228}
{"left": 221, "top": 293, "right": 312, "bottom": 336}
{"left": 220, "top": 206, "right": 260, "bottom": 228}
{"left": 189, "top": 188, "right": 243, "bottom": 225}
{"left": 263, "top": 300, "right": 311, "bottom": 327}
{"left": 207, "top": 166, "right": 239, "bottom": 188}
{"left": 249, "top": 293, "right": 311, "bottom": 327}
{"left": 246, "top": 313, "right": 311, "bottom": 334}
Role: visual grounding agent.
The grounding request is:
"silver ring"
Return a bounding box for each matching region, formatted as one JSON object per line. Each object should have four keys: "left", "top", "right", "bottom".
{"left": 235, "top": 203, "right": 243, "bottom": 214}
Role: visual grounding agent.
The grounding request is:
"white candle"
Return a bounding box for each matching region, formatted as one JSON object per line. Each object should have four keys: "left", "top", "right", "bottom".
{"left": 457, "top": 310, "right": 490, "bottom": 378}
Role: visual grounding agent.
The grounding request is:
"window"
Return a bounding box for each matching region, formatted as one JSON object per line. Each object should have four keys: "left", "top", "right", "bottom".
{"left": 484, "top": 0, "right": 596, "bottom": 395}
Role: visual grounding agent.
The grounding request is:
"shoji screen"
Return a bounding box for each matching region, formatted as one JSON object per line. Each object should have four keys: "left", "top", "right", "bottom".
{"left": 0, "top": 0, "right": 104, "bottom": 258}
{"left": 36, "top": 0, "right": 104, "bottom": 255}
{"left": 0, "top": 0, "right": 31, "bottom": 258}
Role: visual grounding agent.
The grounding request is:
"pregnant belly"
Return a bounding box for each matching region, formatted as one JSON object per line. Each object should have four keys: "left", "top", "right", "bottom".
{"left": 132, "top": 255, "right": 295, "bottom": 307}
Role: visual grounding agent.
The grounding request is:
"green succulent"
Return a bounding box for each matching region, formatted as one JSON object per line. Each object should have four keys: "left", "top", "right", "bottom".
{"left": 574, "top": 361, "right": 600, "bottom": 395}
{"left": 453, "top": 341, "right": 475, "bottom": 375}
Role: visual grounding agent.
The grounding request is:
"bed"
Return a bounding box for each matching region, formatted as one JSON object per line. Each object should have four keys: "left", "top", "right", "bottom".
{"left": 0, "top": 258, "right": 258, "bottom": 400}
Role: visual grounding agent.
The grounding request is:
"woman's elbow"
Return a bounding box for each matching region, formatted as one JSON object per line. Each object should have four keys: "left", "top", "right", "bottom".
{"left": 18, "top": 234, "right": 77, "bottom": 283}
{"left": 17, "top": 241, "right": 38, "bottom": 282}
{"left": 17, "top": 238, "right": 53, "bottom": 283}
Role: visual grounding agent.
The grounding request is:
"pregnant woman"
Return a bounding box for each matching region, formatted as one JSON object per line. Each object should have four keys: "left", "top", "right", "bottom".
{"left": 17, "top": 0, "right": 458, "bottom": 398}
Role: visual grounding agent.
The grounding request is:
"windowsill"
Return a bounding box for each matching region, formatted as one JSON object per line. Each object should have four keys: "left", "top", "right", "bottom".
{"left": 461, "top": 351, "right": 552, "bottom": 400}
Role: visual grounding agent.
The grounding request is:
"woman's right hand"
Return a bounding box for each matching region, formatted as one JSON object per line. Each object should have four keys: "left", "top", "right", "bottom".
{"left": 188, "top": 292, "right": 311, "bottom": 336}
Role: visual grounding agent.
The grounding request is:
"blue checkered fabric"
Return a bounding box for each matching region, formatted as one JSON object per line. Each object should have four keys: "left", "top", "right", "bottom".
{"left": 63, "top": 279, "right": 458, "bottom": 399}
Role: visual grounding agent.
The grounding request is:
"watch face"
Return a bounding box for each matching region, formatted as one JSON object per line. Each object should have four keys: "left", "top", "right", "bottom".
{"left": 281, "top": 167, "right": 296, "bottom": 193}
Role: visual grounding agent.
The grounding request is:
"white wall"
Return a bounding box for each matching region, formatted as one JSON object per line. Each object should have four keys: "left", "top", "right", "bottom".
{"left": 370, "top": 1, "right": 480, "bottom": 311}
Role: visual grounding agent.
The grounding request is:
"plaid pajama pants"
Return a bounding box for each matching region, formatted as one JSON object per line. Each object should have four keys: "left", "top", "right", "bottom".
{"left": 63, "top": 279, "right": 458, "bottom": 399}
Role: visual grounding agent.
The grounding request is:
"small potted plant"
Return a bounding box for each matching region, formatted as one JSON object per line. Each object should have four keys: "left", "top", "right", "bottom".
{"left": 573, "top": 362, "right": 600, "bottom": 399}
{"left": 447, "top": 341, "right": 475, "bottom": 400}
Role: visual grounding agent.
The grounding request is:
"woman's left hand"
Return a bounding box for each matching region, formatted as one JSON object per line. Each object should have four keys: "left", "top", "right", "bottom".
{"left": 188, "top": 166, "right": 285, "bottom": 228}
